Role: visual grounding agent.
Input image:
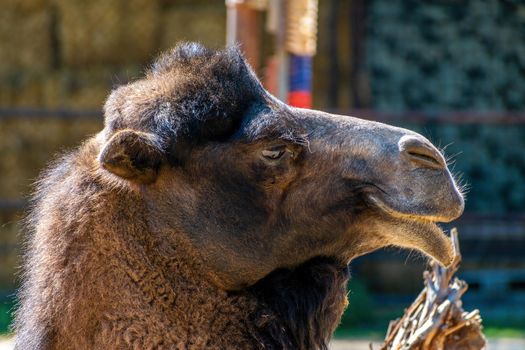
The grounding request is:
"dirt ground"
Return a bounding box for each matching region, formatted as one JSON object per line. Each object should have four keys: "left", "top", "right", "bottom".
{"left": 1, "top": 337, "right": 524, "bottom": 349}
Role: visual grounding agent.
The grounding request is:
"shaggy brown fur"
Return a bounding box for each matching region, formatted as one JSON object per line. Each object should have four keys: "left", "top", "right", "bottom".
{"left": 15, "top": 43, "right": 463, "bottom": 349}
{"left": 16, "top": 147, "right": 347, "bottom": 349}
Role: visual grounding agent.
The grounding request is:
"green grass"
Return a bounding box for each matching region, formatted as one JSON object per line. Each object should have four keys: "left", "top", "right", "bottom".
{"left": 334, "top": 325, "right": 525, "bottom": 340}
{"left": 0, "top": 300, "right": 15, "bottom": 335}
{"left": 484, "top": 327, "right": 525, "bottom": 338}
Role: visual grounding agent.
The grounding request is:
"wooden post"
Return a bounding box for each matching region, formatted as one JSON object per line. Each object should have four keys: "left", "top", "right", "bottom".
{"left": 226, "top": 0, "right": 263, "bottom": 73}
{"left": 272, "top": 0, "right": 289, "bottom": 102}
{"left": 226, "top": 0, "right": 318, "bottom": 107}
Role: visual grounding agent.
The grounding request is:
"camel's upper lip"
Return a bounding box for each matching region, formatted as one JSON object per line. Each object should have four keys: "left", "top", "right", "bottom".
{"left": 367, "top": 193, "right": 455, "bottom": 223}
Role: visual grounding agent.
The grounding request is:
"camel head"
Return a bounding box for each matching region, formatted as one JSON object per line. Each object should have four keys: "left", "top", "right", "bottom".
{"left": 97, "top": 43, "right": 464, "bottom": 290}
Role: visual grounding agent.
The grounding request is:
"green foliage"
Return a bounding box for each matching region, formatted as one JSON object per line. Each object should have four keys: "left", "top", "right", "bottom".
{"left": 339, "top": 278, "right": 375, "bottom": 327}
{"left": 336, "top": 277, "right": 406, "bottom": 339}
{"left": 0, "top": 299, "right": 14, "bottom": 335}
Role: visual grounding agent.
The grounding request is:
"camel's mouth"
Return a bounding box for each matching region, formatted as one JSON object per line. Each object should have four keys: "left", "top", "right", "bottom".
{"left": 367, "top": 194, "right": 456, "bottom": 224}
{"left": 367, "top": 194, "right": 455, "bottom": 267}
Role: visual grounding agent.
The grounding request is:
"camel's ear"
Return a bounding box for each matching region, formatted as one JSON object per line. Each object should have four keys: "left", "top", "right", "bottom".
{"left": 98, "top": 129, "right": 164, "bottom": 184}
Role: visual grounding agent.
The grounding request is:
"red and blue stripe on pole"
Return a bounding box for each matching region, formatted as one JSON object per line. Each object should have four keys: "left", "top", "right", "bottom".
{"left": 288, "top": 54, "right": 312, "bottom": 109}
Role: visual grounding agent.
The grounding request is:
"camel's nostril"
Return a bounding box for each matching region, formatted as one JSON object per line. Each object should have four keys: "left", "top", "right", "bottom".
{"left": 407, "top": 150, "right": 442, "bottom": 167}
{"left": 398, "top": 135, "right": 446, "bottom": 170}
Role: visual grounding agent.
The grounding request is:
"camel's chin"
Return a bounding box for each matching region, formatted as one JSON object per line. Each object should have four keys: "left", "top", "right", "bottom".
{"left": 367, "top": 195, "right": 455, "bottom": 267}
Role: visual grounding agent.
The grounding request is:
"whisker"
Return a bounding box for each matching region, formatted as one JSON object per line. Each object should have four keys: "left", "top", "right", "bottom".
{"left": 439, "top": 141, "right": 454, "bottom": 154}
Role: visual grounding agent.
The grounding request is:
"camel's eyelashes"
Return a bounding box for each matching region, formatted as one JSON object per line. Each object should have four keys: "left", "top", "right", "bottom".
{"left": 262, "top": 148, "right": 286, "bottom": 160}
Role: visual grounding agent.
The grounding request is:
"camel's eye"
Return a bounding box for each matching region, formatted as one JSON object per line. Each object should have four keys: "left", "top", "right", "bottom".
{"left": 262, "top": 148, "right": 286, "bottom": 160}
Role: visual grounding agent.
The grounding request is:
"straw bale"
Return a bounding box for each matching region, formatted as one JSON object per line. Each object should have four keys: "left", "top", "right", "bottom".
{"left": 0, "top": 220, "right": 21, "bottom": 290}
{"left": 0, "top": 72, "right": 46, "bottom": 106}
{"left": 0, "top": 100, "right": 102, "bottom": 292}
{"left": 0, "top": 114, "right": 98, "bottom": 289}
{"left": 43, "top": 68, "right": 111, "bottom": 108}
{"left": 0, "top": 118, "right": 102, "bottom": 199}
{"left": 0, "top": 0, "right": 49, "bottom": 13}
{"left": 160, "top": 5, "right": 226, "bottom": 51}
{"left": 43, "top": 66, "right": 141, "bottom": 108}
{"left": 0, "top": 66, "right": 140, "bottom": 108}
{"left": 0, "top": 8, "right": 52, "bottom": 73}
{"left": 57, "top": 0, "right": 159, "bottom": 66}
{"left": 160, "top": 0, "right": 219, "bottom": 6}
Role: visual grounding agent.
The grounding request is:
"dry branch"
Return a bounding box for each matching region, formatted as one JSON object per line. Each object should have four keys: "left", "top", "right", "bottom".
{"left": 380, "top": 229, "right": 487, "bottom": 350}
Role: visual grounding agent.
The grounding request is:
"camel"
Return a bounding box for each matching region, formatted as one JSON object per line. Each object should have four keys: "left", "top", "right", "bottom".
{"left": 14, "top": 43, "right": 464, "bottom": 349}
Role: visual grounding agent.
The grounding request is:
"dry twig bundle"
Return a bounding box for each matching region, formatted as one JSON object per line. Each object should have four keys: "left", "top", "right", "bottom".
{"left": 380, "top": 229, "right": 487, "bottom": 350}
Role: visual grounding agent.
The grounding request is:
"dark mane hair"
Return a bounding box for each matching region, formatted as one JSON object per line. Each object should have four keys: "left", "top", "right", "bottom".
{"left": 247, "top": 257, "right": 350, "bottom": 350}
{"left": 103, "top": 42, "right": 269, "bottom": 164}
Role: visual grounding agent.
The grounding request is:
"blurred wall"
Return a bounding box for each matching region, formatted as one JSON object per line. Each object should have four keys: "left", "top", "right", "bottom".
{"left": 0, "top": 0, "right": 226, "bottom": 109}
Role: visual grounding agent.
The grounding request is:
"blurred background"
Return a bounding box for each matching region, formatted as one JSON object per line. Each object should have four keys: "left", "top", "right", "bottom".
{"left": 0, "top": 0, "right": 524, "bottom": 345}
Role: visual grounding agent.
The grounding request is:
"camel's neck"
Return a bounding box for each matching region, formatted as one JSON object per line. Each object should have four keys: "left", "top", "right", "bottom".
{"left": 19, "top": 194, "right": 351, "bottom": 349}
{"left": 106, "top": 247, "right": 351, "bottom": 350}
{"left": 94, "top": 224, "right": 351, "bottom": 349}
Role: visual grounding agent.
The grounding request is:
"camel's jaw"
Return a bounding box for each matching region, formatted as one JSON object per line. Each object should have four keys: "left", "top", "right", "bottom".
{"left": 366, "top": 193, "right": 455, "bottom": 267}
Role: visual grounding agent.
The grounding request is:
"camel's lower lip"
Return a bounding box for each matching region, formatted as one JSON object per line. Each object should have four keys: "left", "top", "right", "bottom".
{"left": 366, "top": 194, "right": 455, "bottom": 267}
{"left": 400, "top": 219, "right": 455, "bottom": 267}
